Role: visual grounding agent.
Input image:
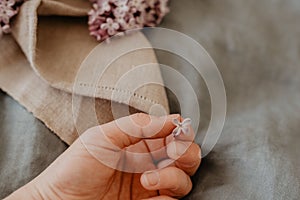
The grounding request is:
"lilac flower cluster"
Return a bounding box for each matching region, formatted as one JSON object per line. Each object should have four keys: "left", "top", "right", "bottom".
{"left": 0, "top": 0, "right": 25, "bottom": 37}
{"left": 88, "top": 0, "right": 169, "bottom": 42}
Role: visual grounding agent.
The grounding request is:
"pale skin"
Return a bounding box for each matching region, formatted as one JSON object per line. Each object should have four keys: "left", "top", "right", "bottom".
{"left": 5, "top": 113, "right": 201, "bottom": 200}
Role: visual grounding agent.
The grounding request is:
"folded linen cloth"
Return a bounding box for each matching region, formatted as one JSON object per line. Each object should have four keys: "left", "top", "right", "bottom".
{"left": 0, "top": 0, "right": 169, "bottom": 145}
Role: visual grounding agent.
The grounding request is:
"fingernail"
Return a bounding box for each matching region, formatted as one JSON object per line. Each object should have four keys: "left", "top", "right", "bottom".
{"left": 199, "top": 148, "right": 202, "bottom": 159}
{"left": 169, "top": 114, "right": 180, "bottom": 119}
{"left": 159, "top": 114, "right": 180, "bottom": 120}
{"left": 175, "top": 142, "right": 189, "bottom": 157}
{"left": 142, "top": 171, "right": 160, "bottom": 186}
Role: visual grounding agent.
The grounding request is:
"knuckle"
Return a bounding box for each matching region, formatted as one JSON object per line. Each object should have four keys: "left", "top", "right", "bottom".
{"left": 132, "top": 112, "right": 149, "bottom": 121}
{"left": 136, "top": 113, "right": 150, "bottom": 125}
{"left": 132, "top": 113, "right": 149, "bottom": 124}
{"left": 131, "top": 113, "right": 151, "bottom": 136}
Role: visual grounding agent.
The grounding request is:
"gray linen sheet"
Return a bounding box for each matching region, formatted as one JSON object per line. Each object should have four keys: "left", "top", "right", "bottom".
{"left": 1, "top": 0, "right": 300, "bottom": 199}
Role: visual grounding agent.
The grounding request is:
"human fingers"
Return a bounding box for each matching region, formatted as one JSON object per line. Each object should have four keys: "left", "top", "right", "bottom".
{"left": 83, "top": 113, "right": 180, "bottom": 150}
{"left": 166, "top": 118, "right": 195, "bottom": 145}
{"left": 166, "top": 141, "right": 201, "bottom": 176}
{"left": 140, "top": 167, "right": 192, "bottom": 198}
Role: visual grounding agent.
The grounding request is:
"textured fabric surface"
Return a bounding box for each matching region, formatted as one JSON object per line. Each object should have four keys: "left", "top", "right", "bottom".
{"left": 11, "top": 0, "right": 168, "bottom": 103}
{"left": 1, "top": 0, "right": 300, "bottom": 199}
{"left": 0, "top": 0, "right": 169, "bottom": 144}
{"left": 0, "top": 33, "right": 166, "bottom": 145}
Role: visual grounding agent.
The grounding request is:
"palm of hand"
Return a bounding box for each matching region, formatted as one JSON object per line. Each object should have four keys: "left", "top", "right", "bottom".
{"left": 47, "top": 138, "right": 168, "bottom": 200}
{"left": 34, "top": 114, "right": 200, "bottom": 200}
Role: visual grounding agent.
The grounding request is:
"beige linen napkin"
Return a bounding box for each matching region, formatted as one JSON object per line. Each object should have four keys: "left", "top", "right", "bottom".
{"left": 0, "top": 0, "right": 169, "bottom": 145}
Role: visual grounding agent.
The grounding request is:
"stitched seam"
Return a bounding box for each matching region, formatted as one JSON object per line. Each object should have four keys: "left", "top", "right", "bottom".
{"left": 79, "top": 82, "right": 159, "bottom": 105}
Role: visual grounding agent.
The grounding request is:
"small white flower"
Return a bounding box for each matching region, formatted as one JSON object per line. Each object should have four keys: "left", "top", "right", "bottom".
{"left": 0, "top": 0, "right": 17, "bottom": 24}
{"left": 115, "top": 15, "right": 126, "bottom": 27}
{"left": 172, "top": 118, "right": 192, "bottom": 137}
{"left": 114, "top": 0, "right": 129, "bottom": 16}
{"left": 114, "top": 0, "right": 129, "bottom": 10}
{"left": 100, "top": 0, "right": 111, "bottom": 12}
{"left": 0, "top": 0, "right": 15, "bottom": 9}
{"left": 126, "top": 17, "right": 141, "bottom": 29}
{"left": 101, "top": 18, "right": 120, "bottom": 35}
{"left": 88, "top": 0, "right": 170, "bottom": 42}
{"left": 88, "top": 4, "right": 105, "bottom": 24}
{"left": 111, "top": 0, "right": 128, "bottom": 6}
{"left": 90, "top": 30, "right": 102, "bottom": 41}
{"left": 113, "top": 6, "right": 128, "bottom": 18}
{"left": 1, "top": 24, "right": 10, "bottom": 33}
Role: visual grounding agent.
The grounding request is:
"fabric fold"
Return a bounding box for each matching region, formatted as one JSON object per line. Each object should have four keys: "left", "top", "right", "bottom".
{"left": 0, "top": 0, "right": 169, "bottom": 144}
{"left": 10, "top": 0, "right": 169, "bottom": 114}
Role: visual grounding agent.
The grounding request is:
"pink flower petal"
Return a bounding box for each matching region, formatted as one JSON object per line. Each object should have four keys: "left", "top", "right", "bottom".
{"left": 182, "top": 118, "right": 192, "bottom": 126}
{"left": 107, "top": 29, "right": 116, "bottom": 35}
{"left": 172, "top": 127, "right": 181, "bottom": 136}
{"left": 172, "top": 118, "right": 180, "bottom": 126}
{"left": 101, "top": 23, "right": 108, "bottom": 30}
{"left": 112, "top": 22, "right": 120, "bottom": 29}
{"left": 181, "top": 126, "right": 190, "bottom": 135}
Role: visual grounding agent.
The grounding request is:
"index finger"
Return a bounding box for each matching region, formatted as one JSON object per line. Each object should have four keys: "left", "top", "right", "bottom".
{"left": 86, "top": 113, "right": 180, "bottom": 149}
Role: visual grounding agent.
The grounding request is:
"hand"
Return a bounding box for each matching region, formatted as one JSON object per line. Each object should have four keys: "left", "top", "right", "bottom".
{"left": 6, "top": 113, "right": 201, "bottom": 200}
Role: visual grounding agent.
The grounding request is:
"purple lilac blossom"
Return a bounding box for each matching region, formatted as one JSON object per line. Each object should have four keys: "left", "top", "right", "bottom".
{"left": 88, "top": 0, "right": 169, "bottom": 42}
{"left": 0, "top": 0, "right": 25, "bottom": 37}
